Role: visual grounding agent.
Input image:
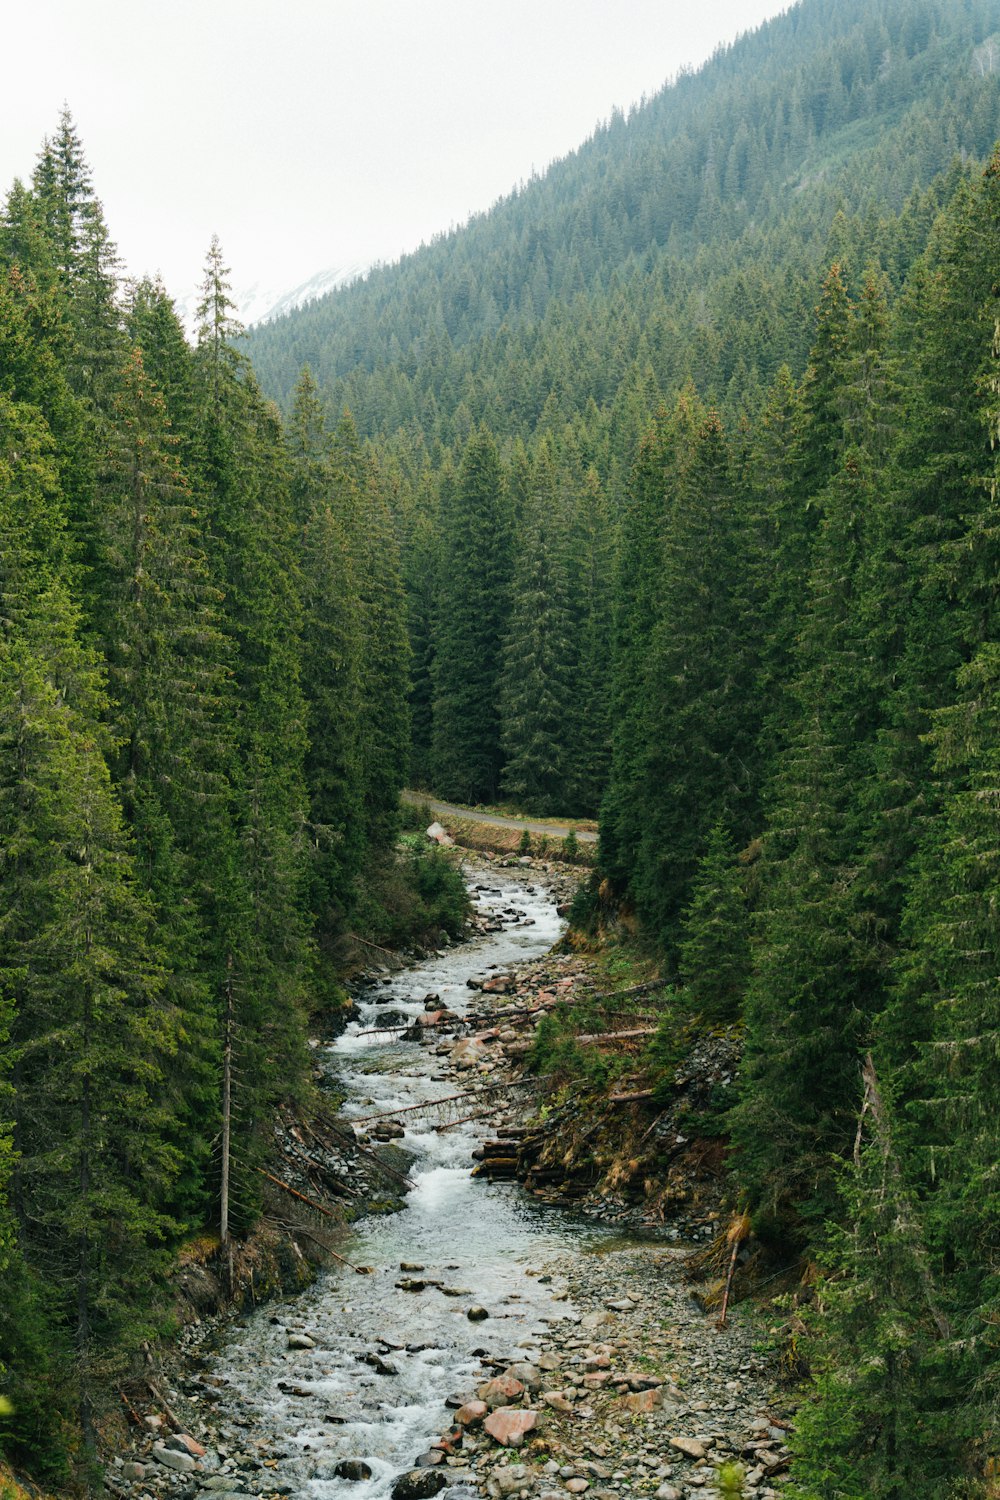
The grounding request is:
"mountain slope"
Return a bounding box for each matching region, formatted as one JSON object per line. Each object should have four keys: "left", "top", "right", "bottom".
{"left": 247, "top": 0, "right": 1000, "bottom": 456}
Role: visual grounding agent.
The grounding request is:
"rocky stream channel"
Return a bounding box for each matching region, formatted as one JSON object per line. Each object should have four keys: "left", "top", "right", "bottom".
{"left": 117, "top": 866, "right": 794, "bottom": 1500}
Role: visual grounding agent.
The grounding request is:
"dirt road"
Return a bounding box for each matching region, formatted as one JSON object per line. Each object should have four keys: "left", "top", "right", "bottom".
{"left": 401, "top": 790, "right": 599, "bottom": 843}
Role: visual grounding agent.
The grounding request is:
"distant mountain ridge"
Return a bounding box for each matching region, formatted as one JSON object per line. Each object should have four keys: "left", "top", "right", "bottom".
{"left": 172, "top": 261, "right": 367, "bottom": 338}
{"left": 245, "top": 0, "right": 1000, "bottom": 458}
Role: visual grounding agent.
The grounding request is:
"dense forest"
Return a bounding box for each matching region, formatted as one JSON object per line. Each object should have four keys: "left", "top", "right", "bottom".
{"left": 251, "top": 0, "right": 1000, "bottom": 816}
{"left": 5, "top": 0, "right": 1000, "bottom": 1492}
{"left": 0, "top": 113, "right": 472, "bottom": 1480}
{"left": 251, "top": 0, "right": 1000, "bottom": 1492}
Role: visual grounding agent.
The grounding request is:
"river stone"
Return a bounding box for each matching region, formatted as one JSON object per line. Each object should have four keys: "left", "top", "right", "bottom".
{"left": 620, "top": 1387, "right": 663, "bottom": 1413}
{"left": 454, "top": 1400, "right": 487, "bottom": 1426}
{"left": 390, "top": 1471, "right": 448, "bottom": 1499}
{"left": 287, "top": 1331, "right": 315, "bottom": 1349}
{"left": 483, "top": 1408, "right": 538, "bottom": 1447}
{"left": 362, "top": 1352, "right": 399, "bottom": 1375}
{"left": 333, "top": 1460, "right": 373, "bottom": 1482}
{"left": 450, "top": 1038, "right": 485, "bottom": 1068}
{"left": 494, "top": 1465, "right": 529, "bottom": 1495}
{"left": 669, "top": 1436, "right": 707, "bottom": 1460}
{"left": 478, "top": 1374, "right": 525, "bottom": 1408}
{"left": 504, "top": 1361, "right": 542, "bottom": 1390}
{"left": 166, "top": 1432, "right": 207, "bottom": 1457}
{"left": 467, "top": 1305, "right": 490, "bottom": 1320}
{"left": 152, "top": 1442, "right": 198, "bottom": 1472}
{"left": 581, "top": 1310, "right": 611, "bottom": 1330}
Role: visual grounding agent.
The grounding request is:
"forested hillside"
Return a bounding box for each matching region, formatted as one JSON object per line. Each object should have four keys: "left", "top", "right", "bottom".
{"left": 245, "top": 0, "right": 1000, "bottom": 1492}
{"left": 6, "top": 0, "right": 1000, "bottom": 1490}
{"left": 249, "top": 0, "right": 1000, "bottom": 811}
{"left": 0, "top": 113, "right": 466, "bottom": 1478}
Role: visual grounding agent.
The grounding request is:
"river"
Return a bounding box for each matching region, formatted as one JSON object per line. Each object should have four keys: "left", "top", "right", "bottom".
{"left": 210, "top": 868, "right": 597, "bottom": 1499}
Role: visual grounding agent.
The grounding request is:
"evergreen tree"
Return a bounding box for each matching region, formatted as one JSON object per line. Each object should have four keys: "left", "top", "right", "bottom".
{"left": 633, "top": 395, "right": 756, "bottom": 949}
{"left": 31, "top": 109, "right": 123, "bottom": 403}
{"left": 676, "top": 821, "right": 750, "bottom": 1021}
{"left": 791, "top": 1060, "right": 955, "bottom": 1499}
{"left": 329, "top": 412, "right": 410, "bottom": 856}
{"left": 193, "top": 238, "right": 311, "bottom": 1228}
{"left": 287, "top": 371, "right": 365, "bottom": 958}
{"left": 500, "top": 443, "right": 578, "bottom": 813}
{"left": 599, "top": 406, "right": 673, "bottom": 888}
{"left": 94, "top": 346, "right": 228, "bottom": 1226}
{"left": 432, "top": 425, "right": 511, "bottom": 803}
{"left": 565, "top": 464, "right": 613, "bottom": 816}
{"left": 0, "top": 392, "right": 178, "bottom": 1453}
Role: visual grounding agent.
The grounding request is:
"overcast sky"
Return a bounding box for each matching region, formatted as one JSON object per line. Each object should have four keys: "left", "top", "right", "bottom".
{"left": 3, "top": 1, "right": 789, "bottom": 302}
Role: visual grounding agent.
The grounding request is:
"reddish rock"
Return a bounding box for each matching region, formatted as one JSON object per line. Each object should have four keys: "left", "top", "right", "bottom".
{"left": 454, "top": 1400, "right": 487, "bottom": 1427}
{"left": 483, "top": 1407, "right": 538, "bottom": 1447}
{"left": 670, "top": 1436, "right": 708, "bottom": 1460}
{"left": 478, "top": 1374, "right": 525, "bottom": 1408}
{"left": 620, "top": 1387, "right": 664, "bottom": 1413}
{"left": 166, "top": 1433, "right": 207, "bottom": 1458}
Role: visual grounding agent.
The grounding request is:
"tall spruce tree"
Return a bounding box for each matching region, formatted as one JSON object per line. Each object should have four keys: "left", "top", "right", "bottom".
{"left": 599, "top": 406, "right": 674, "bottom": 888}
{"left": 0, "top": 391, "right": 178, "bottom": 1457}
{"left": 432, "top": 424, "right": 511, "bottom": 803}
{"left": 287, "top": 371, "right": 365, "bottom": 961}
{"left": 632, "top": 394, "right": 756, "bottom": 951}
{"left": 193, "top": 239, "right": 311, "bottom": 1229}
{"left": 500, "top": 442, "right": 578, "bottom": 813}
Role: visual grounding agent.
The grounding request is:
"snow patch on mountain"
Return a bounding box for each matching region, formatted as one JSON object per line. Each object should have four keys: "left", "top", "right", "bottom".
{"left": 172, "top": 262, "right": 367, "bottom": 339}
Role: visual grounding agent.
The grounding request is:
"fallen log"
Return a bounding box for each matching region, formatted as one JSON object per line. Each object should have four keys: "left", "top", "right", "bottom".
{"left": 574, "top": 1027, "right": 658, "bottom": 1045}
{"left": 608, "top": 1087, "right": 655, "bottom": 1104}
{"left": 588, "top": 980, "right": 665, "bottom": 1003}
{"left": 309, "top": 1109, "right": 414, "bottom": 1187}
{"left": 257, "top": 1170, "right": 367, "bottom": 1272}
{"left": 351, "top": 1074, "right": 548, "bottom": 1125}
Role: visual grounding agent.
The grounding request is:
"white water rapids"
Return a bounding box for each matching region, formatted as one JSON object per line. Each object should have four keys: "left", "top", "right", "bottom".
{"left": 210, "top": 870, "right": 602, "bottom": 1499}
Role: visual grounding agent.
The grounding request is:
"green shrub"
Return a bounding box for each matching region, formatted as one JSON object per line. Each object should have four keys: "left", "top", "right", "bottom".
{"left": 353, "top": 843, "right": 469, "bottom": 948}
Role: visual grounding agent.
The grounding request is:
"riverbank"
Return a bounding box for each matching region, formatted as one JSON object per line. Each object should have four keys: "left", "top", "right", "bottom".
{"left": 98, "top": 857, "right": 792, "bottom": 1500}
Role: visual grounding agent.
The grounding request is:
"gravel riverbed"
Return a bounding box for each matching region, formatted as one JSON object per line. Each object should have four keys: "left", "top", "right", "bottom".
{"left": 105, "top": 857, "right": 794, "bottom": 1500}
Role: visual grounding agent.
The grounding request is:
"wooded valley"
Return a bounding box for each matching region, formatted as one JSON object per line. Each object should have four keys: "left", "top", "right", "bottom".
{"left": 4, "top": 0, "right": 1000, "bottom": 1493}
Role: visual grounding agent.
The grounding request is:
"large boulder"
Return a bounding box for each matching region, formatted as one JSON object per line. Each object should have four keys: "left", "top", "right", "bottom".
{"left": 504, "top": 1361, "right": 542, "bottom": 1391}
{"left": 391, "top": 1471, "right": 448, "bottom": 1499}
{"left": 151, "top": 1443, "right": 197, "bottom": 1473}
{"left": 454, "top": 1399, "right": 488, "bottom": 1426}
{"left": 621, "top": 1387, "right": 664, "bottom": 1413}
{"left": 483, "top": 1407, "right": 538, "bottom": 1447}
{"left": 478, "top": 1373, "right": 525, "bottom": 1408}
